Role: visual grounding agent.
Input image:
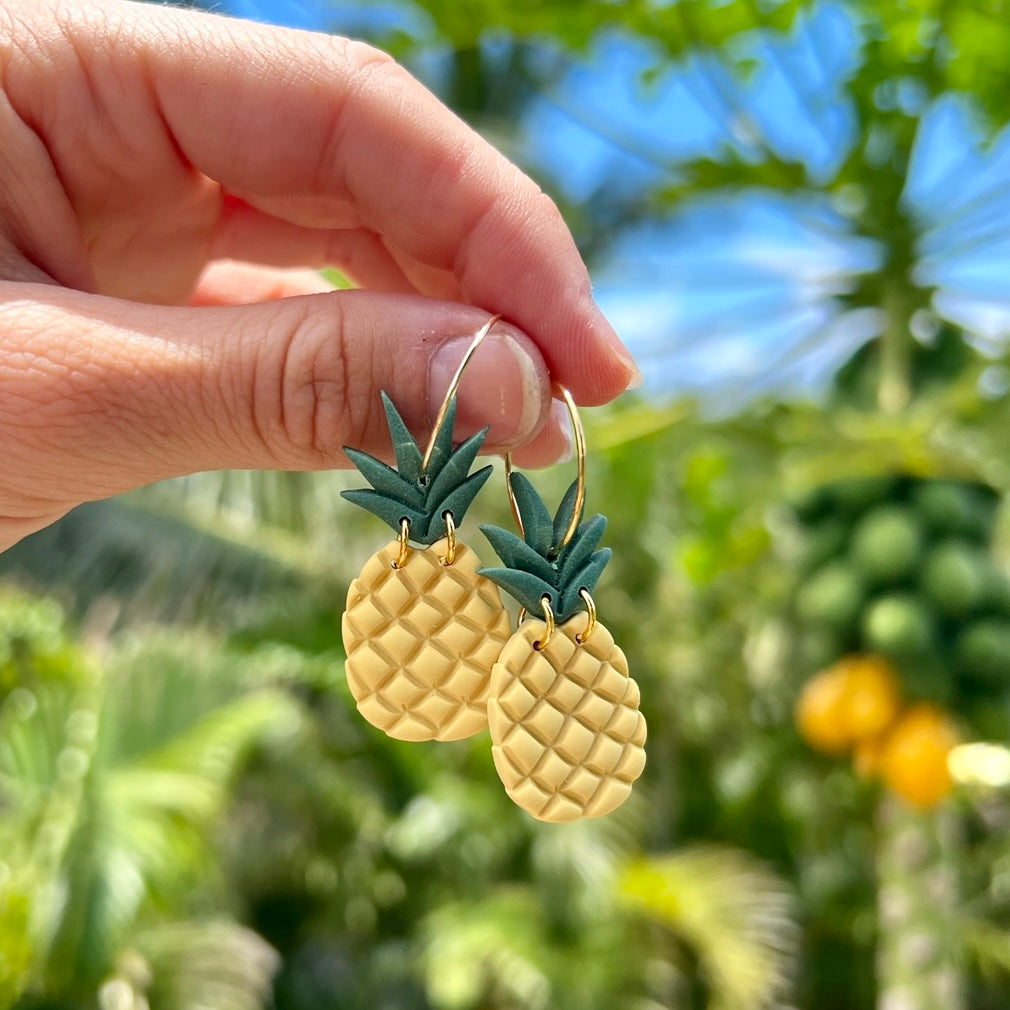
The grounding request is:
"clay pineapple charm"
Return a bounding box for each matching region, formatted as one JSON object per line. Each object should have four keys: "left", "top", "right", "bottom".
{"left": 341, "top": 389, "right": 510, "bottom": 742}
{"left": 480, "top": 466, "right": 647, "bottom": 822}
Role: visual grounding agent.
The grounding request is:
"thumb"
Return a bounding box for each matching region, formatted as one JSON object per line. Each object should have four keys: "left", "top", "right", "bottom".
{"left": 0, "top": 282, "right": 557, "bottom": 546}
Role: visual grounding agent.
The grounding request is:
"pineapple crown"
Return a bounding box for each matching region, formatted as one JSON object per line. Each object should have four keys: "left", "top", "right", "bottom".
{"left": 479, "top": 472, "right": 611, "bottom": 624}
{"left": 341, "top": 392, "right": 492, "bottom": 546}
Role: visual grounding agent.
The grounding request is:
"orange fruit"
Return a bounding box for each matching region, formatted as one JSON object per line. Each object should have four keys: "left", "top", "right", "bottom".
{"left": 796, "top": 655, "right": 902, "bottom": 755}
{"left": 878, "top": 704, "right": 958, "bottom": 809}
{"left": 795, "top": 664, "right": 854, "bottom": 754}
{"left": 838, "top": 655, "right": 901, "bottom": 742}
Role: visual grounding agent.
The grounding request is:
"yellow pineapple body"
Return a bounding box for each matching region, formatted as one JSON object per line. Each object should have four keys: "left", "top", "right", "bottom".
{"left": 342, "top": 538, "right": 510, "bottom": 742}
{"left": 487, "top": 618, "right": 646, "bottom": 822}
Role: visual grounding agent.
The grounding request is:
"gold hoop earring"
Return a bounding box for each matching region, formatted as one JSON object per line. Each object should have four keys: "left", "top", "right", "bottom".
{"left": 478, "top": 388, "right": 648, "bottom": 823}
{"left": 339, "top": 315, "right": 511, "bottom": 743}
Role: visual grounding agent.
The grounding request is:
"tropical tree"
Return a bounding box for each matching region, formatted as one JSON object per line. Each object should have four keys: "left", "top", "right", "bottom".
{"left": 0, "top": 592, "right": 292, "bottom": 1010}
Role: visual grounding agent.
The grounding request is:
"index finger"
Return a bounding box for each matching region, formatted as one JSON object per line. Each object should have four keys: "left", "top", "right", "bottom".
{"left": 103, "top": 1, "right": 639, "bottom": 403}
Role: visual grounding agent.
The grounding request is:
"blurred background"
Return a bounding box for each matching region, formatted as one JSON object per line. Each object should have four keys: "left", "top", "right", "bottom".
{"left": 4, "top": 0, "right": 1010, "bottom": 1007}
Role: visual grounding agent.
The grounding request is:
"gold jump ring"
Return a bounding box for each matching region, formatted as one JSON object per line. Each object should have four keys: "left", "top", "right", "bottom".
{"left": 576, "top": 588, "right": 597, "bottom": 643}
{"left": 391, "top": 517, "right": 411, "bottom": 569}
{"left": 441, "top": 510, "right": 457, "bottom": 566}
{"left": 533, "top": 595, "right": 555, "bottom": 652}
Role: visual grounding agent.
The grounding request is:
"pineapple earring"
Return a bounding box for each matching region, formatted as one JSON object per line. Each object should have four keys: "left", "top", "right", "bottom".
{"left": 479, "top": 390, "right": 647, "bottom": 822}
{"left": 340, "top": 316, "right": 511, "bottom": 742}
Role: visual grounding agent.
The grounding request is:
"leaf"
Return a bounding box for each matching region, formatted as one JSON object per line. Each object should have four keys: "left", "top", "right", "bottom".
{"left": 340, "top": 490, "right": 427, "bottom": 536}
{"left": 961, "top": 917, "right": 1010, "bottom": 980}
{"left": 42, "top": 659, "right": 297, "bottom": 991}
{"left": 425, "top": 426, "right": 490, "bottom": 509}
{"left": 108, "top": 690, "right": 298, "bottom": 830}
{"left": 557, "top": 548, "right": 612, "bottom": 623}
{"left": 477, "top": 567, "right": 556, "bottom": 615}
{"left": 619, "top": 846, "right": 798, "bottom": 1010}
{"left": 480, "top": 524, "right": 559, "bottom": 586}
{"left": 343, "top": 448, "right": 426, "bottom": 510}
{"left": 551, "top": 479, "right": 584, "bottom": 555}
{"left": 422, "top": 890, "right": 549, "bottom": 1010}
{"left": 136, "top": 919, "right": 278, "bottom": 1010}
{"left": 508, "top": 472, "right": 554, "bottom": 556}
{"left": 44, "top": 821, "right": 147, "bottom": 991}
{"left": 557, "top": 514, "right": 608, "bottom": 586}
{"left": 424, "top": 396, "right": 458, "bottom": 480}
{"left": 0, "top": 683, "right": 79, "bottom": 808}
{"left": 381, "top": 391, "right": 422, "bottom": 483}
{"left": 424, "top": 465, "right": 493, "bottom": 543}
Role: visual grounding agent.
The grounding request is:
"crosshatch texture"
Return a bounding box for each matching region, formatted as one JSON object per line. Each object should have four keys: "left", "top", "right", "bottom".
{"left": 488, "top": 618, "right": 647, "bottom": 822}
{"left": 342, "top": 538, "right": 511, "bottom": 741}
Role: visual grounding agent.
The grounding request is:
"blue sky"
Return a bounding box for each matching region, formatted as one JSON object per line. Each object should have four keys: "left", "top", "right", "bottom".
{"left": 206, "top": 0, "right": 1010, "bottom": 400}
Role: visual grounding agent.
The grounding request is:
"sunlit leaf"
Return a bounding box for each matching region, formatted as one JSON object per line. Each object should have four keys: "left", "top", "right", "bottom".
{"left": 619, "top": 846, "right": 798, "bottom": 1010}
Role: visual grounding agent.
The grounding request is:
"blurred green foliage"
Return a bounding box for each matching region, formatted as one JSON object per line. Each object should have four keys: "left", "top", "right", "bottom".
{"left": 6, "top": 382, "right": 1010, "bottom": 1008}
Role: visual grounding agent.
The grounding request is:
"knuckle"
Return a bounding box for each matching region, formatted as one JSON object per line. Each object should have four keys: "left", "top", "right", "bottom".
{"left": 531, "top": 187, "right": 566, "bottom": 228}
{"left": 314, "top": 39, "right": 403, "bottom": 192}
{"left": 341, "top": 37, "right": 397, "bottom": 75}
{"left": 253, "top": 303, "right": 355, "bottom": 465}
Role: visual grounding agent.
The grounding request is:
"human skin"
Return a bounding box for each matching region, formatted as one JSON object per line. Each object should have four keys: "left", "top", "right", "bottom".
{"left": 0, "top": 0, "right": 639, "bottom": 552}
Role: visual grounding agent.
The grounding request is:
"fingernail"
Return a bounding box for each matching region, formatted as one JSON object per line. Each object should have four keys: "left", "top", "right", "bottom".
{"left": 606, "top": 328, "right": 643, "bottom": 390}
{"left": 428, "top": 328, "right": 546, "bottom": 445}
{"left": 590, "top": 302, "right": 643, "bottom": 391}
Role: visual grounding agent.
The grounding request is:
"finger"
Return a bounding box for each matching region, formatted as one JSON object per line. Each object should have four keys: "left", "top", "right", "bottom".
{"left": 212, "top": 199, "right": 422, "bottom": 293}
{"left": 212, "top": 203, "right": 464, "bottom": 301}
{"left": 21, "top": 2, "right": 638, "bottom": 402}
{"left": 510, "top": 398, "right": 572, "bottom": 470}
{"left": 0, "top": 284, "right": 550, "bottom": 511}
{"left": 191, "top": 261, "right": 337, "bottom": 306}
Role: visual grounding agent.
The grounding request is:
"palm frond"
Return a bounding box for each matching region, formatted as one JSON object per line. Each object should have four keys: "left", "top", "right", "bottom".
{"left": 0, "top": 495, "right": 337, "bottom": 628}
{"left": 0, "top": 614, "right": 304, "bottom": 1000}
{"left": 959, "top": 918, "right": 1010, "bottom": 980}
{"left": 422, "top": 888, "right": 553, "bottom": 1010}
{"left": 0, "top": 879, "right": 34, "bottom": 1008}
{"left": 107, "top": 690, "right": 300, "bottom": 830}
{"left": 619, "top": 845, "right": 798, "bottom": 1010}
{"left": 529, "top": 813, "right": 640, "bottom": 928}
{"left": 125, "top": 920, "right": 278, "bottom": 1010}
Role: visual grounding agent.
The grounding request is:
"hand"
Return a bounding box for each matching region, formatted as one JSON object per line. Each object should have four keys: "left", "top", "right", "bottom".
{"left": 0, "top": 0, "right": 639, "bottom": 551}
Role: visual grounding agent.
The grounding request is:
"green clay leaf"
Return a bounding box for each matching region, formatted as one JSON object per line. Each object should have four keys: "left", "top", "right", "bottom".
{"left": 340, "top": 489, "right": 426, "bottom": 535}
{"left": 343, "top": 447, "right": 427, "bottom": 510}
{"left": 423, "top": 397, "right": 458, "bottom": 480}
{"left": 557, "top": 548, "right": 612, "bottom": 623}
{"left": 508, "top": 472, "right": 554, "bottom": 557}
{"left": 422, "top": 465, "right": 493, "bottom": 543}
{"left": 425, "top": 426, "right": 489, "bottom": 508}
{"left": 480, "top": 524, "right": 559, "bottom": 587}
{"left": 558, "top": 514, "right": 608, "bottom": 585}
{"left": 478, "top": 567, "right": 555, "bottom": 616}
{"left": 551, "top": 479, "right": 584, "bottom": 555}
{"left": 380, "top": 392, "right": 422, "bottom": 483}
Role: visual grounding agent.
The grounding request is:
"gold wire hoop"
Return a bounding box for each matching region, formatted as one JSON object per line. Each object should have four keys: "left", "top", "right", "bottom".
{"left": 533, "top": 595, "right": 555, "bottom": 652}
{"left": 440, "top": 510, "right": 457, "bottom": 566}
{"left": 504, "top": 387, "right": 585, "bottom": 555}
{"left": 391, "top": 517, "right": 411, "bottom": 569}
{"left": 420, "top": 314, "right": 502, "bottom": 478}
